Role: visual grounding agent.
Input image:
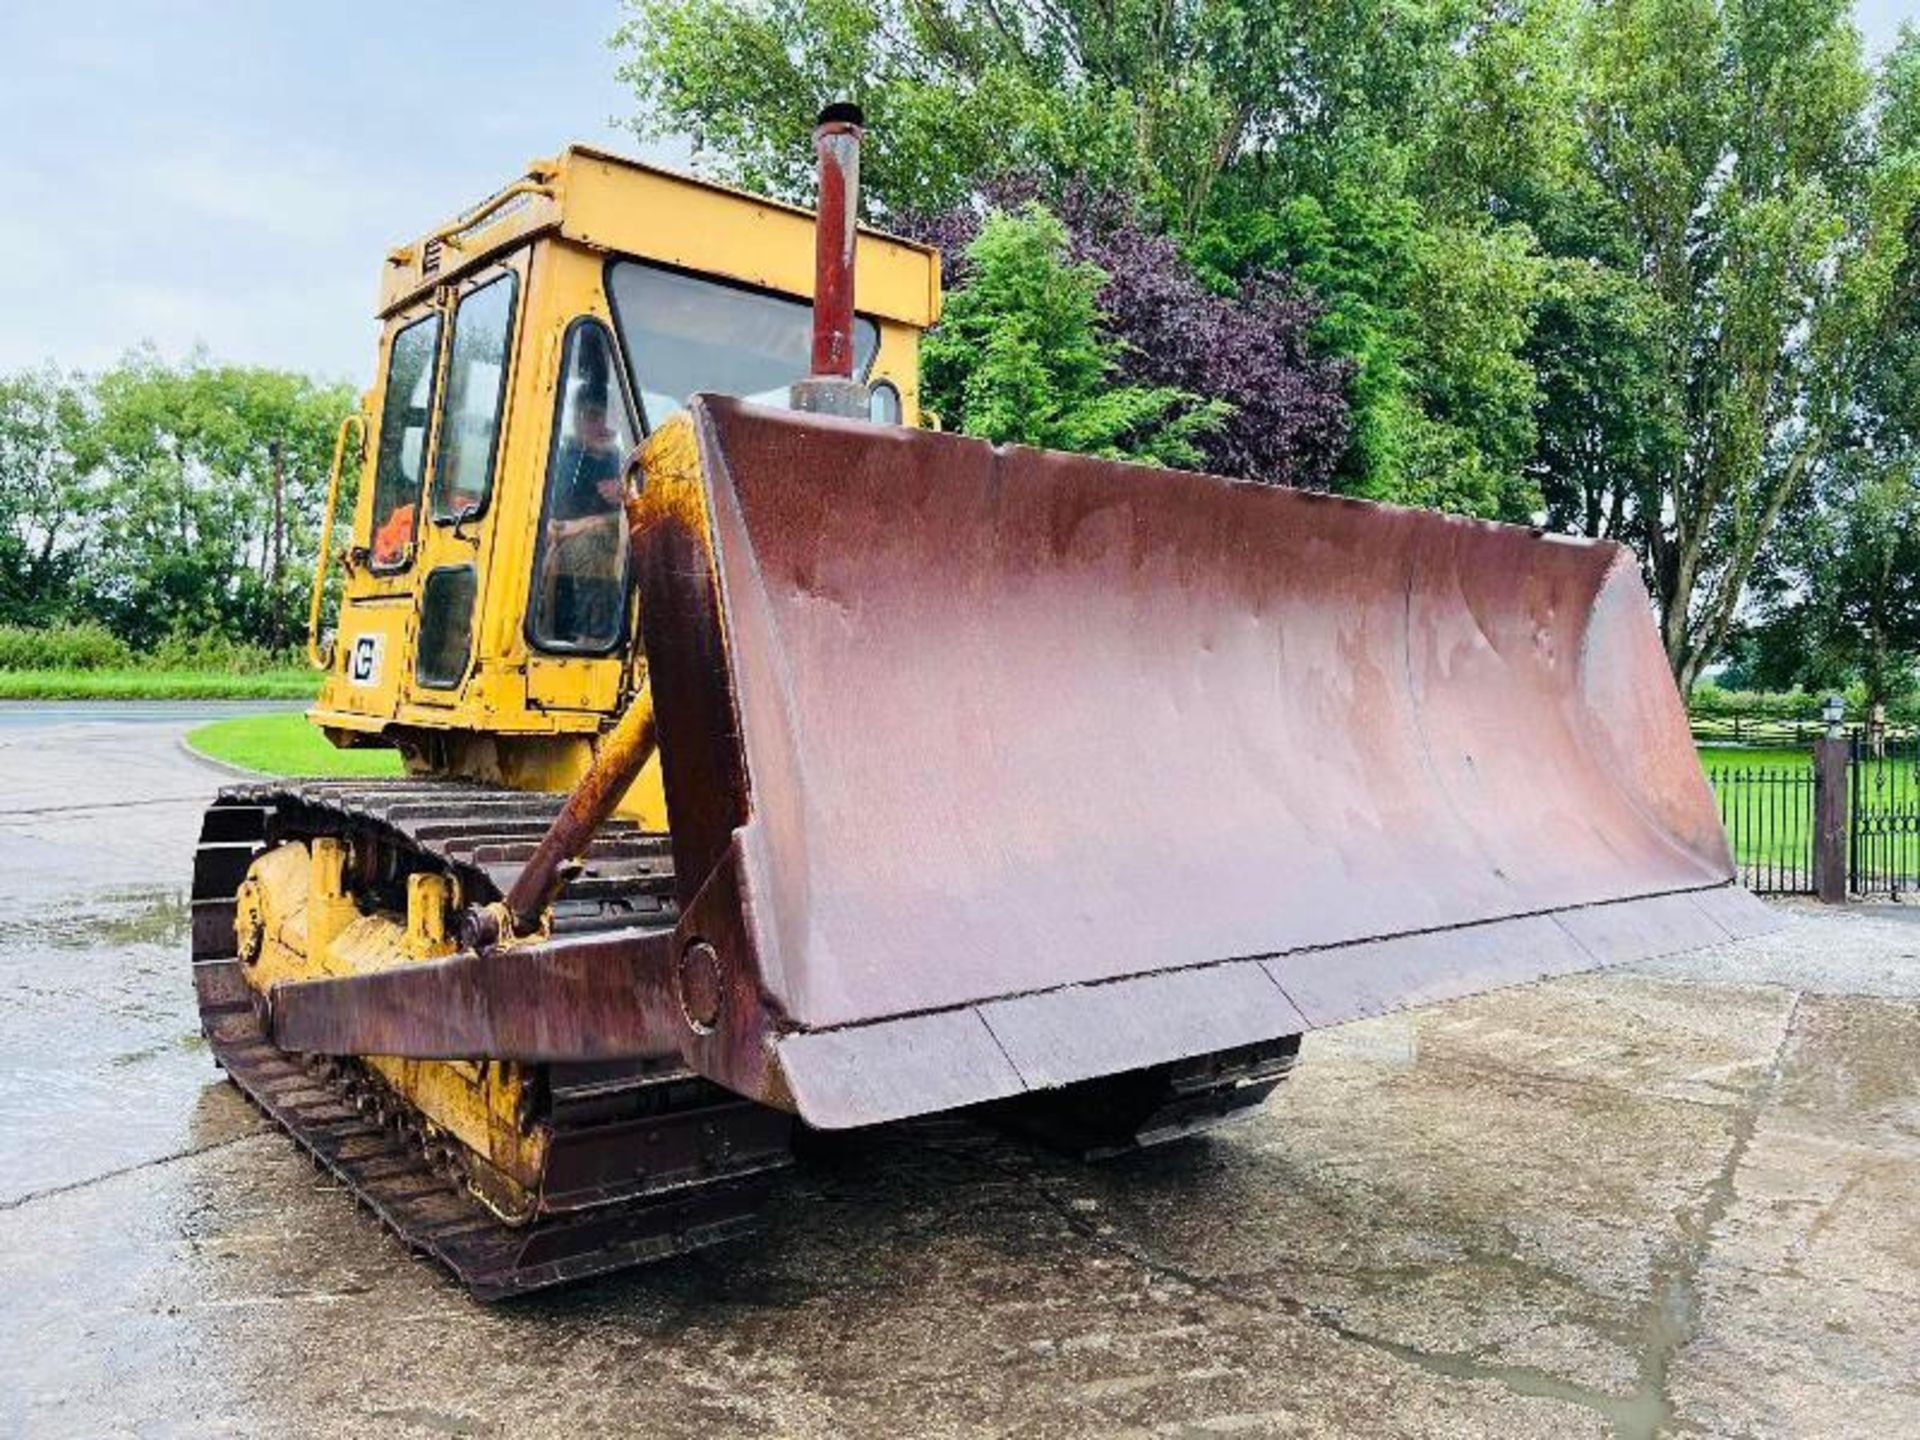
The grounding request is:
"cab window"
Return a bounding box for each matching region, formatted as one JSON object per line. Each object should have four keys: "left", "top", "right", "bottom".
{"left": 430, "top": 273, "right": 518, "bottom": 522}
{"left": 417, "top": 565, "right": 478, "bottom": 689}
{"left": 528, "top": 321, "right": 638, "bottom": 653}
{"left": 368, "top": 312, "right": 440, "bottom": 569}
{"left": 606, "top": 261, "right": 878, "bottom": 430}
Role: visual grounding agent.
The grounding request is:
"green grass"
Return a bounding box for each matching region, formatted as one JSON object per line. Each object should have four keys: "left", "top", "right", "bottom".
{"left": 0, "top": 667, "right": 322, "bottom": 700}
{"left": 1697, "top": 744, "right": 1811, "bottom": 772}
{"left": 1698, "top": 745, "right": 1816, "bottom": 873}
{"left": 187, "top": 711, "right": 404, "bottom": 779}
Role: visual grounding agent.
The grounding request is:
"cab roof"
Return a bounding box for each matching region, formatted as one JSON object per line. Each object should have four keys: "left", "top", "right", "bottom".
{"left": 378, "top": 144, "right": 942, "bottom": 330}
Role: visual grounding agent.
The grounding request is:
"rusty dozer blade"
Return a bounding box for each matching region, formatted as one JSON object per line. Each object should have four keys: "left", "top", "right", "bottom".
{"left": 271, "top": 395, "right": 1777, "bottom": 1130}
{"left": 620, "top": 397, "right": 1777, "bottom": 1129}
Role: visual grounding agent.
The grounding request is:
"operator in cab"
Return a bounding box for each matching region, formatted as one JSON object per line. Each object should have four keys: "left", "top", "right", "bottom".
{"left": 537, "top": 379, "right": 629, "bottom": 646}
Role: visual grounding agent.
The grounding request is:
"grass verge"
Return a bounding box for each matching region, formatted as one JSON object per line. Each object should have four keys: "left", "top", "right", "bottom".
{"left": 1696, "top": 744, "right": 1811, "bottom": 771}
{"left": 187, "top": 711, "right": 404, "bottom": 779}
{"left": 0, "top": 667, "right": 322, "bottom": 700}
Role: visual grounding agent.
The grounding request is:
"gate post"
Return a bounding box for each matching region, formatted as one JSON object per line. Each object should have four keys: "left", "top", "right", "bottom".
{"left": 1813, "top": 721, "right": 1850, "bottom": 904}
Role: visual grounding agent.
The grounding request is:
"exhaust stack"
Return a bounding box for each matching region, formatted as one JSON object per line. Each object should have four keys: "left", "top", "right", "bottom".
{"left": 790, "top": 102, "right": 869, "bottom": 418}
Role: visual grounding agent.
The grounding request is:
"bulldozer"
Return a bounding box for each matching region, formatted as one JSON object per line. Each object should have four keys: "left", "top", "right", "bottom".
{"left": 189, "top": 107, "right": 1776, "bottom": 1299}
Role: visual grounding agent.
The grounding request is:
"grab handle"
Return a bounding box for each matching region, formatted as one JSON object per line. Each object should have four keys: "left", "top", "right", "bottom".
{"left": 307, "top": 411, "right": 368, "bottom": 671}
{"left": 386, "top": 176, "right": 557, "bottom": 268}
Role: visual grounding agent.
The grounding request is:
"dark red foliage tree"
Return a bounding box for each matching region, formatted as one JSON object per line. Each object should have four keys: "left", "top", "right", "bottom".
{"left": 905, "top": 186, "right": 1352, "bottom": 488}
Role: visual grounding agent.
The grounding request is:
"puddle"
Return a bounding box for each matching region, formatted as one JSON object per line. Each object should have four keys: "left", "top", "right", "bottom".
{"left": 0, "top": 886, "right": 188, "bottom": 951}
{"left": 0, "top": 885, "right": 213, "bottom": 1203}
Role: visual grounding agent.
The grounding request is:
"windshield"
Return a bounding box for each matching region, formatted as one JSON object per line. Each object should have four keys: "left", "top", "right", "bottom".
{"left": 606, "top": 261, "right": 878, "bottom": 430}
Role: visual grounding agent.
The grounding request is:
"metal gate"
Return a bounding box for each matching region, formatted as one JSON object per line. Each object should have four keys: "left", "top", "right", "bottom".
{"left": 1702, "top": 757, "right": 1818, "bottom": 895}
{"left": 1850, "top": 731, "right": 1920, "bottom": 898}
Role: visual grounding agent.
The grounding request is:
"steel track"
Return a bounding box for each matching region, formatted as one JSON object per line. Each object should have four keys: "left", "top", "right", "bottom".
{"left": 188, "top": 780, "right": 791, "bottom": 1301}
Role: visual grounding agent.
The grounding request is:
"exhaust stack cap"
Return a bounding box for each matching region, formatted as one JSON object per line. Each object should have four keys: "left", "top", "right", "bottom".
{"left": 791, "top": 99, "right": 872, "bottom": 419}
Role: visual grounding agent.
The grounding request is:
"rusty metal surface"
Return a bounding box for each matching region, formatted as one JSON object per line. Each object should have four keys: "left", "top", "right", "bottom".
{"left": 1552, "top": 890, "right": 1735, "bottom": 965}
{"left": 773, "top": 885, "right": 1780, "bottom": 1128}
{"left": 1265, "top": 914, "right": 1595, "bottom": 1028}
{"left": 975, "top": 962, "right": 1308, "bottom": 1092}
{"left": 807, "top": 104, "right": 861, "bottom": 380}
{"left": 249, "top": 398, "right": 1770, "bottom": 1136}
{"left": 270, "top": 931, "right": 679, "bottom": 1061}
{"left": 204, "top": 959, "right": 780, "bottom": 1300}
{"left": 651, "top": 399, "right": 1736, "bottom": 1052}
{"left": 496, "top": 688, "right": 658, "bottom": 935}
{"left": 1687, "top": 881, "right": 1780, "bottom": 938}
{"left": 776, "top": 1009, "right": 1027, "bottom": 1128}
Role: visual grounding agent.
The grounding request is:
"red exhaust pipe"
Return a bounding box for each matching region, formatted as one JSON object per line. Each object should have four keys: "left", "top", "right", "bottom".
{"left": 810, "top": 102, "right": 861, "bottom": 378}
{"left": 791, "top": 102, "right": 869, "bottom": 418}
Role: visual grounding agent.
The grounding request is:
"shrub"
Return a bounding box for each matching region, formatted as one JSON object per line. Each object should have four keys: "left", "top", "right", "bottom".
{"left": 0, "top": 623, "right": 133, "bottom": 671}
{"left": 1689, "top": 683, "right": 1920, "bottom": 727}
{"left": 908, "top": 183, "right": 1352, "bottom": 488}
{"left": 920, "top": 204, "right": 1228, "bottom": 466}
{"left": 1688, "top": 685, "right": 1825, "bottom": 722}
{"left": 144, "top": 630, "right": 300, "bottom": 675}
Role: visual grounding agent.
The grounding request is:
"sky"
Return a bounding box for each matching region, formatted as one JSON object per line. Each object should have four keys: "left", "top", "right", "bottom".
{"left": 0, "top": 0, "right": 678, "bottom": 388}
{"left": 0, "top": 0, "right": 1913, "bottom": 390}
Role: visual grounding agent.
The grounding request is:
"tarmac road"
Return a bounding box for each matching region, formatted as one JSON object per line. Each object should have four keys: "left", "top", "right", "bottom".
{"left": 1, "top": 701, "right": 1916, "bottom": 1438}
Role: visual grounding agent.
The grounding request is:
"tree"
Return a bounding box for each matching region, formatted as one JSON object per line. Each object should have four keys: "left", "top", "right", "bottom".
{"left": 1190, "top": 174, "right": 1548, "bottom": 518}
{"left": 1543, "top": 0, "right": 1919, "bottom": 691}
{"left": 1530, "top": 259, "right": 1675, "bottom": 539}
{"left": 1750, "top": 464, "right": 1920, "bottom": 709}
{"left": 615, "top": 0, "right": 1920, "bottom": 637}
{"left": 1739, "top": 26, "right": 1920, "bottom": 709}
{"left": 0, "top": 367, "right": 96, "bottom": 627}
{"left": 0, "top": 353, "right": 356, "bottom": 652}
{"left": 614, "top": 0, "right": 1534, "bottom": 513}
{"left": 920, "top": 205, "right": 1228, "bottom": 465}
{"left": 912, "top": 183, "right": 1352, "bottom": 487}
{"left": 614, "top": 0, "right": 1446, "bottom": 226}
{"left": 84, "top": 352, "right": 355, "bottom": 649}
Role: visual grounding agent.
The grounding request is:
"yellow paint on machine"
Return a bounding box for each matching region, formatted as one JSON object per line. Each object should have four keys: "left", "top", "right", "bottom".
{"left": 235, "top": 841, "right": 546, "bottom": 1219}
{"left": 241, "top": 141, "right": 937, "bottom": 1225}
{"left": 308, "top": 143, "right": 938, "bottom": 834}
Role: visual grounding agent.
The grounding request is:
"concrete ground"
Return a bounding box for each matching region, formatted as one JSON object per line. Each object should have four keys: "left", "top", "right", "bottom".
{"left": 1, "top": 702, "right": 1916, "bottom": 1439}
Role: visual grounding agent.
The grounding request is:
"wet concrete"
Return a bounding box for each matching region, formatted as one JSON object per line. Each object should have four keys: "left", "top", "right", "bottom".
{"left": 1, "top": 705, "right": 1917, "bottom": 1437}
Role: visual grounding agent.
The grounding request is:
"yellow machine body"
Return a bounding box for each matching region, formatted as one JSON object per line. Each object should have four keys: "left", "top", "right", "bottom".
{"left": 310, "top": 144, "right": 940, "bottom": 823}
{"left": 216, "top": 147, "right": 937, "bottom": 1233}
{"left": 233, "top": 840, "right": 543, "bottom": 1217}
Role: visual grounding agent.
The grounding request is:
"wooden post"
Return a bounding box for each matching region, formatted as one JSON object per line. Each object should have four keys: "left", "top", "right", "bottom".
{"left": 1813, "top": 734, "right": 1850, "bottom": 904}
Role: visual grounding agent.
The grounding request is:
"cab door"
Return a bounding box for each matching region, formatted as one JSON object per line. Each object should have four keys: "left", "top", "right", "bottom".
{"left": 326, "top": 296, "right": 444, "bottom": 724}
{"left": 404, "top": 256, "right": 527, "bottom": 709}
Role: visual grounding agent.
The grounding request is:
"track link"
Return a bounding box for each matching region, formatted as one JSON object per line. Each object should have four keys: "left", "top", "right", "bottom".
{"left": 189, "top": 780, "right": 792, "bottom": 1301}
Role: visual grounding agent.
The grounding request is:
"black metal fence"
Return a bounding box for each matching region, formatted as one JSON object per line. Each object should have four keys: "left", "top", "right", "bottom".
{"left": 1702, "top": 729, "right": 1920, "bottom": 898}
{"left": 1702, "top": 758, "right": 1818, "bottom": 894}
